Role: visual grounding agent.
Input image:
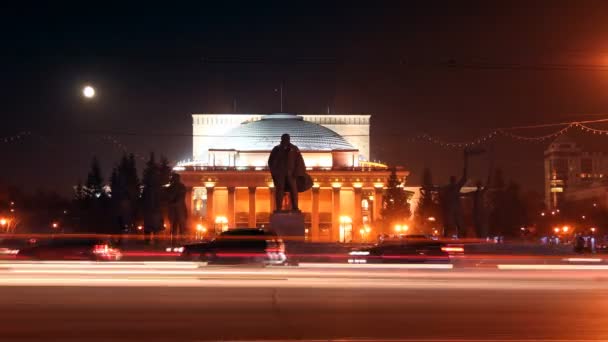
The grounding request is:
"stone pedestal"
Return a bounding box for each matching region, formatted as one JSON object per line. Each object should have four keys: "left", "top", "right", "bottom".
{"left": 270, "top": 211, "right": 305, "bottom": 239}
{"left": 270, "top": 211, "right": 305, "bottom": 266}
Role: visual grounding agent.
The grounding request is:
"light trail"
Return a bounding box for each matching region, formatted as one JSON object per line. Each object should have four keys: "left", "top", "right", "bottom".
{"left": 301, "top": 263, "right": 453, "bottom": 269}
{"left": 498, "top": 264, "right": 608, "bottom": 270}
{"left": 564, "top": 258, "right": 603, "bottom": 263}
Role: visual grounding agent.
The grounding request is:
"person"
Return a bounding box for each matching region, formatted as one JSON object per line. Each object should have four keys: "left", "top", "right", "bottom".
{"left": 439, "top": 150, "right": 469, "bottom": 238}
{"left": 268, "top": 133, "right": 306, "bottom": 212}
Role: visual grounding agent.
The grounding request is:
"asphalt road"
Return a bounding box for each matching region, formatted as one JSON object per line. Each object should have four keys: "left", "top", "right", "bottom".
{"left": 1, "top": 263, "right": 607, "bottom": 342}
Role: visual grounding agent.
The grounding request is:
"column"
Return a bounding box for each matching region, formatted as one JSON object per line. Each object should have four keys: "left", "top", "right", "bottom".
{"left": 311, "top": 187, "right": 320, "bottom": 242}
{"left": 373, "top": 185, "right": 384, "bottom": 224}
{"left": 353, "top": 186, "right": 363, "bottom": 241}
{"left": 248, "top": 187, "right": 257, "bottom": 227}
{"left": 227, "top": 186, "right": 235, "bottom": 228}
{"left": 332, "top": 186, "right": 341, "bottom": 242}
{"left": 269, "top": 187, "right": 276, "bottom": 213}
{"left": 205, "top": 186, "right": 215, "bottom": 229}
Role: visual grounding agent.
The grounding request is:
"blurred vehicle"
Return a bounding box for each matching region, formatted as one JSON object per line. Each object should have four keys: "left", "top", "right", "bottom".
{"left": 17, "top": 238, "right": 122, "bottom": 261}
{"left": 179, "top": 228, "right": 287, "bottom": 265}
{"left": 177, "top": 241, "right": 210, "bottom": 261}
{"left": 0, "top": 238, "right": 36, "bottom": 257}
{"left": 349, "top": 238, "right": 464, "bottom": 264}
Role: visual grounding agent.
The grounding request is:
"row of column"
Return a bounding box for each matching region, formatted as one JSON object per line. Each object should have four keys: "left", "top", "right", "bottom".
{"left": 193, "top": 186, "right": 384, "bottom": 242}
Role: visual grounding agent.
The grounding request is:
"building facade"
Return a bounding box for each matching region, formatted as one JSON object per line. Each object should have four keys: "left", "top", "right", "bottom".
{"left": 544, "top": 135, "right": 608, "bottom": 209}
{"left": 176, "top": 113, "right": 408, "bottom": 243}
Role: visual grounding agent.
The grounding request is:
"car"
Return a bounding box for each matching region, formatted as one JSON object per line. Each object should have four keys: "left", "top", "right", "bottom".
{"left": 348, "top": 238, "right": 464, "bottom": 264}
{"left": 17, "top": 238, "right": 122, "bottom": 261}
{"left": 0, "top": 238, "right": 36, "bottom": 257}
{"left": 180, "top": 228, "right": 287, "bottom": 265}
{"left": 178, "top": 241, "right": 211, "bottom": 261}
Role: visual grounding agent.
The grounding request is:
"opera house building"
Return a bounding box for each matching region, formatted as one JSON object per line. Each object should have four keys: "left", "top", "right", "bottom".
{"left": 175, "top": 113, "right": 408, "bottom": 243}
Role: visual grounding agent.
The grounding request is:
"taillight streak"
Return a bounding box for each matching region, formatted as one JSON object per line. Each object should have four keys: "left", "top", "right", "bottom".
{"left": 441, "top": 246, "right": 464, "bottom": 253}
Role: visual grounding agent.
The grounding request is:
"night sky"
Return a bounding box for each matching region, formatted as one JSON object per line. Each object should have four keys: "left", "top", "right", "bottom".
{"left": 2, "top": 1, "right": 608, "bottom": 196}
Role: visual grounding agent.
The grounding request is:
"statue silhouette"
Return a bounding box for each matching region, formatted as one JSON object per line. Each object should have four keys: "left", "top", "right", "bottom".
{"left": 268, "top": 133, "right": 311, "bottom": 212}
{"left": 438, "top": 150, "right": 470, "bottom": 238}
{"left": 167, "top": 173, "right": 188, "bottom": 243}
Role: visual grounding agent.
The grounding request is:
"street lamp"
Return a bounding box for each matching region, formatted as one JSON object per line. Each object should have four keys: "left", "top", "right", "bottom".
{"left": 553, "top": 227, "right": 560, "bottom": 234}
{"left": 196, "top": 224, "right": 207, "bottom": 240}
{"left": 0, "top": 218, "right": 6, "bottom": 226}
{"left": 591, "top": 227, "right": 597, "bottom": 233}
{"left": 562, "top": 225, "right": 569, "bottom": 233}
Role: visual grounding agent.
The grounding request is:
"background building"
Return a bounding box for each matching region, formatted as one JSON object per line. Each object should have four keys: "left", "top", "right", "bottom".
{"left": 176, "top": 113, "right": 408, "bottom": 242}
{"left": 544, "top": 135, "right": 608, "bottom": 209}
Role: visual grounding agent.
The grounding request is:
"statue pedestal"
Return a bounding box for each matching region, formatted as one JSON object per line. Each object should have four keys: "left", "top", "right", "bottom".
{"left": 270, "top": 211, "right": 305, "bottom": 266}
{"left": 270, "top": 211, "right": 305, "bottom": 239}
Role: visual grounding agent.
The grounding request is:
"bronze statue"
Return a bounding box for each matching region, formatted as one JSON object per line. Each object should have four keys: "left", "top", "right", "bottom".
{"left": 167, "top": 172, "right": 188, "bottom": 241}
{"left": 268, "top": 133, "right": 311, "bottom": 212}
{"left": 439, "top": 150, "right": 469, "bottom": 238}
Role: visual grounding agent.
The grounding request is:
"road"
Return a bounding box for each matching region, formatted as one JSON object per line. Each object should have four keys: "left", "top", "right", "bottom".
{"left": 0, "top": 262, "right": 607, "bottom": 341}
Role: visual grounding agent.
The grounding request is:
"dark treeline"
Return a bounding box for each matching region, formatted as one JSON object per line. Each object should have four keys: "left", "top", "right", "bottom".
{"left": 72, "top": 153, "right": 172, "bottom": 234}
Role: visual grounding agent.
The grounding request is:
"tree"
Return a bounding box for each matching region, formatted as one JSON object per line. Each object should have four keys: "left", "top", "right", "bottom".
{"left": 141, "top": 153, "right": 163, "bottom": 235}
{"left": 111, "top": 154, "right": 140, "bottom": 232}
{"left": 73, "top": 157, "right": 112, "bottom": 232}
{"left": 85, "top": 157, "right": 105, "bottom": 199}
{"left": 382, "top": 168, "right": 411, "bottom": 230}
{"left": 415, "top": 168, "right": 441, "bottom": 230}
{"left": 159, "top": 156, "right": 172, "bottom": 187}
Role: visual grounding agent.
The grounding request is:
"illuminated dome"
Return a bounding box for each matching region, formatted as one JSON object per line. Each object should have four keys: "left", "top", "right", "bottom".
{"left": 210, "top": 113, "right": 356, "bottom": 152}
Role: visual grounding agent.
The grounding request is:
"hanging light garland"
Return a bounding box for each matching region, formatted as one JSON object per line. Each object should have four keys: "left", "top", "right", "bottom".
{"left": 0, "top": 131, "right": 31, "bottom": 143}
{"left": 102, "top": 136, "right": 147, "bottom": 161}
{"left": 417, "top": 118, "right": 608, "bottom": 148}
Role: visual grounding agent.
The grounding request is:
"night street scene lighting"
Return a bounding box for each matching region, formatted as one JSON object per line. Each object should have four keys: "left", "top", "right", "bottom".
{"left": 1, "top": 2, "right": 608, "bottom": 341}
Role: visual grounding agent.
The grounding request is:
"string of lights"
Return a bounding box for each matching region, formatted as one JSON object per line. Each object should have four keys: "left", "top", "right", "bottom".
{"left": 574, "top": 122, "right": 608, "bottom": 135}
{"left": 4, "top": 116, "right": 608, "bottom": 153}
{"left": 0, "top": 131, "right": 31, "bottom": 143}
{"left": 101, "top": 136, "right": 147, "bottom": 161}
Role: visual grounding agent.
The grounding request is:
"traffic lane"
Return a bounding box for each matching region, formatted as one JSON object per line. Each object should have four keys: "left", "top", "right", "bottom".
{"left": 1, "top": 286, "right": 607, "bottom": 341}
{"left": 2, "top": 262, "right": 608, "bottom": 291}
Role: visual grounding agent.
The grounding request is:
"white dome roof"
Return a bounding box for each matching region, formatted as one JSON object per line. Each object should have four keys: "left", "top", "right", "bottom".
{"left": 210, "top": 114, "right": 357, "bottom": 152}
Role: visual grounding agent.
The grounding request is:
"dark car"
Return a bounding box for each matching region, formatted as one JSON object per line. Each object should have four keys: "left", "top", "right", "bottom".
{"left": 0, "top": 238, "right": 37, "bottom": 257}
{"left": 178, "top": 241, "right": 211, "bottom": 261}
{"left": 348, "top": 238, "right": 463, "bottom": 264}
{"left": 180, "top": 228, "right": 287, "bottom": 265}
{"left": 17, "top": 238, "right": 122, "bottom": 261}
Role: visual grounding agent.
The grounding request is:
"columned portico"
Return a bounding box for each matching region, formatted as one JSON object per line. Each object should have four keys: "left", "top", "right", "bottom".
{"left": 179, "top": 168, "right": 407, "bottom": 242}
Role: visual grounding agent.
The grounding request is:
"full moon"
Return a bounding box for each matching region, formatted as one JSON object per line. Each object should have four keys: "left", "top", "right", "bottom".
{"left": 83, "top": 85, "right": 96, "bottom": 98}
